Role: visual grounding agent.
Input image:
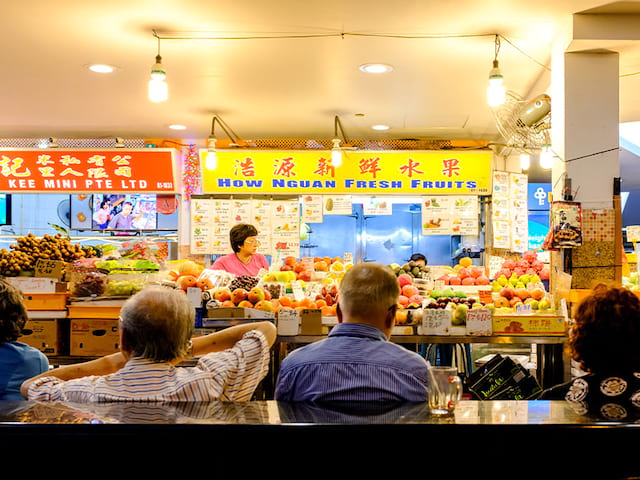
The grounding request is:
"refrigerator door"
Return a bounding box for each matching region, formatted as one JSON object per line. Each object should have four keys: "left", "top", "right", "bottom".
{"left": 301, "top": 204, "right": 359, "bottom": 261}
{"left": 363, "top": 203, "right": 452, "bottom": 265}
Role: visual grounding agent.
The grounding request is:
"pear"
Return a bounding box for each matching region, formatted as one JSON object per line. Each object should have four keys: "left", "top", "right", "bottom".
{"left": 530, "top": 274, "right": 541, "bottom": 284}
{"left": 497, "top": 275, "right": 508, "bottom": 287}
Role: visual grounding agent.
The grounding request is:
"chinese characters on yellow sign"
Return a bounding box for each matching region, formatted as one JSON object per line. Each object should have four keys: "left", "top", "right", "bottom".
{"left": 200, "top": 150, "right": 492, "bottom": 195}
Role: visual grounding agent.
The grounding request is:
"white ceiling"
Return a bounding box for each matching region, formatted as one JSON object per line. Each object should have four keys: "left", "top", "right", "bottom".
{"left": 1, "top": 0, "right": 639, "bottom": 146}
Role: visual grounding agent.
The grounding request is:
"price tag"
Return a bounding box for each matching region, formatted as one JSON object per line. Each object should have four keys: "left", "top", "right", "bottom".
{"left": 301, "top": 257, "right": 315, "bottom": 274}
{"left": 277, "top": 308, "right": 301, "bottom": 336}
{"left": 434, "top": 279, "right": 445, "bottom": 291}
{"left": 515, "top": 303, "right": 532, "bottom": 314}
{"left": 290, "top": 280, "right": 305, "bottom": 302}
{"left": 344, "top": 252, "right": 353, "bottom": 264}
{"left": 422, "top": 308, "right": 451, "bottom": 335}
{"left": 478, "top": 290, "right": 493, "bottom": 305}
{"left": 627, "top": 225, "right": 640, "bottom": 243}
{"left": 186, "top": 287, "right": 203, "bottom": 308}
{"left": 466, "top": 308, "right": 492, "bottom": 336}
{"left": 35, "top": 258, "right": 65, "bottom": 280}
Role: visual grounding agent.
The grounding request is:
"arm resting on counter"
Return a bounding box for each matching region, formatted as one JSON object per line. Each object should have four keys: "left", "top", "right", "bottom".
{"left": 20, "top": 352, "right": 127, "bottom": 399}
{"left": 190, "top": 321, "right": 277, "bottom": 357}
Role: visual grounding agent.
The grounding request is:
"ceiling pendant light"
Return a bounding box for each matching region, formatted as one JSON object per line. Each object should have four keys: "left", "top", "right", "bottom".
{"left": 204, "top": 115, "right": 242, "bottom": 171}
{"left": 519, "top": 153, "right": 530, "bottom": 170}
{"left": 331, "top": 138, "right": 343, "bottom": 167}
{"left": 331, "top": 115, "right": 350, "bottom": 168}
{"left": 148, "top": 33, "right": 168, "bottom": 102}
{"left": 206, "top": 136, "right": 218, "bottom": 171}
{"left": 539, "top": 146, "right": 554, "bottom": 169}
{"left": 487, "top": 35, "right": 506, "bottom": 107}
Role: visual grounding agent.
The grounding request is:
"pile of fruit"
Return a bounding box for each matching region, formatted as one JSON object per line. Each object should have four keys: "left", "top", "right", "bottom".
{"left": 436, "top": 256, "right": 490, "bottom": 286}
{"left": 492, "top": 250, "right": 549, "bottom": 282}
{"left": 389, "top": 260, "right": 430, "bottom": 279}
{"left": 397, "top": 274, "right": 424, "bottom": 308}
{"left": 229, "top": 274, "right": 260, "bottom": 292}
{"left": 0, "top": 233, "right": 98, "bottom": 276}
{"left": 623, "top": 273, "right": 640, "bottom": 293}
{"left": 277, "top": 295, "right": 337, "bottom": 317}
{"left": 279, "top": 255, "right": 351, "bottom": 283}
{"left": 314, "top": 283, "right": 338, "bottom": 307}
{"left": 164, "top": 260, "right": 211, "bottom": 292}
{"left": 209, "top": 286, "right": 274, "bottom": 312}
{"left": 493, "top": 286, "right": 550, "bottom": 311}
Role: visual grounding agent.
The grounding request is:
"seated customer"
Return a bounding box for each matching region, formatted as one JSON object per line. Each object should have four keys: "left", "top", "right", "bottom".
{"left": 539, "top": 285, "right": 640, "bottom": 419}
{"left": 21, "top": 286, "right": 276, "bottom": 402}
{"left": 0, "top": 280, "right": 49, "bottom": 401}
{"left": 275, "top": 263, "right": 429, "bottom": 403}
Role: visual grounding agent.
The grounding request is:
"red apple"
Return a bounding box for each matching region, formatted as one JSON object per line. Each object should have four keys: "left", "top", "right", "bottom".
{"left": 231, "top": 288, "right": 248, "bottom": 304}
{"left": 397, "top": 274, "right": 413, "bottom": 287}
{"left": 448, "top": 276, "right": 462, "bottom": 285}
{"left": 398, "top": 295, "right": 410, "bottom": 307}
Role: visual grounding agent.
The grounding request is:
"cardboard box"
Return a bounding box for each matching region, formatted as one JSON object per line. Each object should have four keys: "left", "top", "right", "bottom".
{"left": 23, "top": 293, "right": 68, "bottom": 310}
{"left": 67, "top": 305, "right": 122, "bottom": 319}
{"left": 6, "top": 277, "right": 68, "bottom": 294}
{"left": 20, "top": 319, "right": 69, "bottom": 355}
{"left": 299, "top": 309, "right": 322, "bottom": 335}
{"left": 70, "top": 319, "right": 120, "bottom": 356}
{"left": 206, "top": 307, "right": 275, "bottom": 320}
{"left": 492, "top": 314, "right": 567, "bottom": 336}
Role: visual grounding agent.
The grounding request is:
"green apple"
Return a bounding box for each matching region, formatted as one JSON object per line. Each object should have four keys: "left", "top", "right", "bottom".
{"left": 452, "top": 304, "right": 468, "bottom": 326}
{"left": 538, "top": 299, "right": 551, "bottom": 311}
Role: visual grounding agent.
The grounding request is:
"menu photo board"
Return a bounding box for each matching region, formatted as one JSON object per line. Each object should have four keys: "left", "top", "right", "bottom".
{"left": 422, "top": 196, "right": 479, "bottom": 235}
{"left": 323, "top": 195, "right": 353, "bottom": 215}
{"left": 301, "top": 194, "right": 323, "bottom": 223}
{"left": 271, "top": 199, "right": 300, "bottom": 260}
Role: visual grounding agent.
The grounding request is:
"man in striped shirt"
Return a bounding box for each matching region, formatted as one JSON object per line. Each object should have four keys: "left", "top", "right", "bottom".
{"left": 21, "top": 286, "right": 276, "bottom": 402}
{"left": 275, "top": 263, "right": 429, "bottom": 403}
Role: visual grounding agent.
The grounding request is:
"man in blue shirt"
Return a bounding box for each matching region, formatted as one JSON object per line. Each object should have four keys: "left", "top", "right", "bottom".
{"left": 275, "top": 262, "right": 429, "bottom": 403}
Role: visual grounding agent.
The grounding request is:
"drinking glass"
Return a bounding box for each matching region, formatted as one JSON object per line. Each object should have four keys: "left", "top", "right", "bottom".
{"left": 428, "top": 366, "right": 462, "bottom": 416}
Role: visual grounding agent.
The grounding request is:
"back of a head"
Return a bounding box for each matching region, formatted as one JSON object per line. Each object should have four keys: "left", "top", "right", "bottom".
{"left": 572, "top": 284, "right": 640, "bottom": 373}
{"left": 338, "top": 263, "right": 400, "bottom": 320}
{"left": 119, "top": 286, "right": 194, "bottom": 362}
{"left": 0, "top": 279, "right": 28, "bottom": 343}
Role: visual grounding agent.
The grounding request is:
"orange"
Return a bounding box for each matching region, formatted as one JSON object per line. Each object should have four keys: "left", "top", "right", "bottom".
{"left": 278, "top": 296, "right": 292, "bottom": 307}
{"left": 315, "top": 299, "right": 327, "bottom": 308}
{"left": 299, "top": 297, "right": 311, "bottom": 308}
{"left": 459, "top": 257, "right": 473, "bottom": 268}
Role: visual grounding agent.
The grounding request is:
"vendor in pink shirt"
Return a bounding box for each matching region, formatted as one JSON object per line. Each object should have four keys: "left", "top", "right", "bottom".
{"left": 211, "top": 223, "right": 269, "bottom": 277}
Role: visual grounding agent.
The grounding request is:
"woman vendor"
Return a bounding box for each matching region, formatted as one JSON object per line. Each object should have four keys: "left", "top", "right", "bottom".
{"left": 211, "top": 223, "right": 269, "bottom": 277}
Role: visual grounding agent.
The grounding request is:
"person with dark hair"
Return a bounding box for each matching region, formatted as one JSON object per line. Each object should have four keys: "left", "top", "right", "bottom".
{"left": 210, "top": 223, "right": 269, "bottom": 277}
{"left": 0, "top": 280, "right": 48, "bottom": 400}
{"left": 92, "top": 198, "right": 111, "bottom": 229}
{"left": 539, "top": 284, "right": 640, "bottom": 420}
{"left": 21, "top": 286, "right": 276, "bottom": 402}
{"left": 410, "top": 253, "right": 427, "bottom": 267}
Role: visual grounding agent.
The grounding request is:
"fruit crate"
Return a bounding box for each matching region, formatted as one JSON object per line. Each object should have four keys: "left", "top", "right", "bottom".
{"left": 206, "top": 307, "right": 275, "bottom": 320}
{"left": 67, "top": 304, "right": 122, "bottom": 319}
{"left": 23, "top": 293, "right": 68, "bottom": 311}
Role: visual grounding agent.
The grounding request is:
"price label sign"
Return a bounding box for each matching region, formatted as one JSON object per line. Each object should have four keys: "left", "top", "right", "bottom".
{"left": 627, "top": 225, "right": 640, "bottom": 243}
{"left": 466, "top": 308, "right": 493, "bottom": 336}
{"left": 478, "top": 290, "right": 493, "bottom": 305}
{"left": 515, "top": 303, "right": 533, "bottom": 314}
{"left": 186, "top": 287, "right": 203, "bottom": 308}
{"left": 422, "top": 308, "right": 451, "bottom": 335}
{"left": 35, "top": 258, "right": 65, "bottom": 280}
{"left": 277, "top": 308, "right": 301, "bottom": 336}
{"left": 344, "top": 252, "right": 353, "bottom": 264}
{"left": 290, "top": 280, "right": 305, "bottom": 302}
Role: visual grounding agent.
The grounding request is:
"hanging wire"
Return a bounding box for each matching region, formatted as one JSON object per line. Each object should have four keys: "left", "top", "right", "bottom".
{"left": 494, "top": 34, "right": 501, "bottom": 63}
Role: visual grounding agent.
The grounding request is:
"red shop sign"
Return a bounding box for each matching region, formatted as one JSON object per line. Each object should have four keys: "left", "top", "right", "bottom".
{"left": 0, "top": 149, "right": 178, "bottom": 193}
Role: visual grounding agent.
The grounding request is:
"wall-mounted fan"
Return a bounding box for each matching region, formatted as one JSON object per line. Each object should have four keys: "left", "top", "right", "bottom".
{"left": 492, "top": 92, "right": 551, "bottom": 156}
{"left": 57, "top": 199, "right": 71, "bottom": 227}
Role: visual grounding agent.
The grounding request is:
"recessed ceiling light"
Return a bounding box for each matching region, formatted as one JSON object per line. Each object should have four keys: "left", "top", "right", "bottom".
{"left": 169, "top": 124, "right": 187, "bottom": 130}
{"left": 371, "top": 125, "right": 390, "bottom": 131}
{"left": 88, "top": 64, "right": 116, "bottom": 74}
{"left": 359, "top": 63, "right": 393, "bottom": 74}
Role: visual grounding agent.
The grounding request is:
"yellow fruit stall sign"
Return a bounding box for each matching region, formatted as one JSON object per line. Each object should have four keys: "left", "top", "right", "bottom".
{"left": 200, "top": 150, "right": 492, "bottom": 195}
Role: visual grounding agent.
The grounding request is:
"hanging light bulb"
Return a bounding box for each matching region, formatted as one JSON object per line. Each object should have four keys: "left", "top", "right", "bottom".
{"left": 148, "top": 34, "right": 168, "bottom": 102}
{"left": 206, "top": 136, "right": 217, "bottom": 171}
{"left": 487, "top": 35, "right": 506, "bottom": 107}
{"left": 520, "top": 153, "right": 530, "bottom": 170}
{"left": 540, "top": 146, "right": 554, "bottom": 169}
{"left": 148, "top": 54, "right": 168, "bottom": 102}
{"left": 331, "top": 138, "right": 343, "bottom": 167}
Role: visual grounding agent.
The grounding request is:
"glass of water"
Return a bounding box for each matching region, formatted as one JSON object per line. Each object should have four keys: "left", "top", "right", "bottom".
{"left": 428, "top": 366, "right": 462, "bottom": 416}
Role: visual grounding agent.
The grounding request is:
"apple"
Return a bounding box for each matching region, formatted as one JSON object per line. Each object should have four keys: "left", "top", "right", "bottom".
{"left": 515, "top": 288, "right": 531, "bottom": 300}
{"left": 247, "top": 287, "right": 266, "bottom": 304}
{"left": 457, "top": 268, "right": 470, "bottom": 279}
{"left": 476, "top": 276, "right": 490, "bottom": 285}
{"left": 285, "top": 256, "right": 297, "bottom": 267}
{"left": 254, "top": 300, "right": 274, "bottom": 312}
{"left": 196, "top": 278, "right": 213, "bottom": 291}
{"left": 231, "top": 288, "right": 248, "bottom": 304}
{"left": 448, "top": 276, "right": 462, "bottom": 286}
{"left": 402, "top": 284, "right": 419, "bottom": 298}
{"left": 398, "top": 295, "right": 410, "bottom": 307}
{"left": 499, "top": 287, "right": 515, "bottom": 300}
{"left": 237, "top": 300, "right": 254, "bottom": 309}
{"left": 408, "top": 294, "right": 424, "bottom": 305}
{"left": 461, "top": 277, "right": 475, "bottom": 285}
{"left": 397, "top": 274, "right": 413, "bottom": 287}
{"left": 213, "top": 287, "right": 231, "bottom": 302}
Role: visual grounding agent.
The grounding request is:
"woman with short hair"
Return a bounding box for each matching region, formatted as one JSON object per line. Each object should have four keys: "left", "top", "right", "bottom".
{"left": 0, "top": 279, "right": 48, "bottom": 400}
{"left": 210, "top": 223, "right": 269, "bottom": 277}
{"left": 539, "top": 284, "right": 640, "bottom": 420}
